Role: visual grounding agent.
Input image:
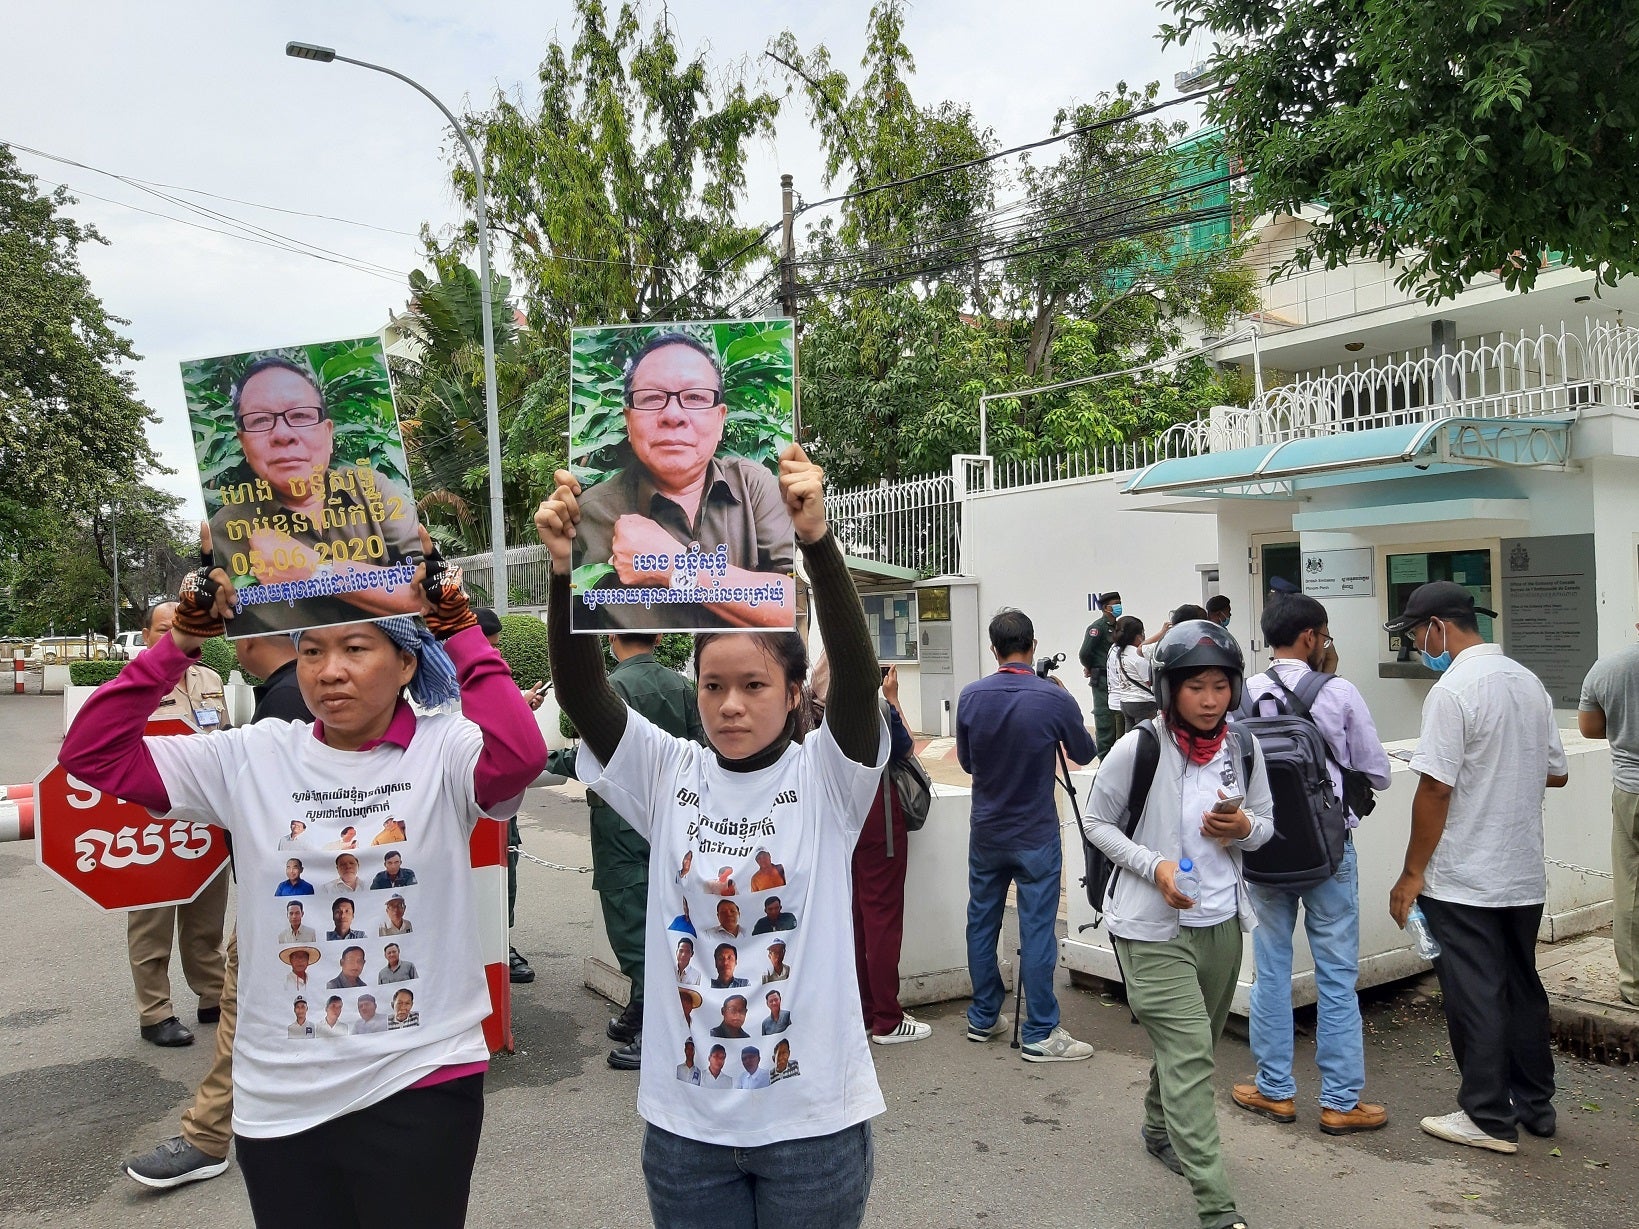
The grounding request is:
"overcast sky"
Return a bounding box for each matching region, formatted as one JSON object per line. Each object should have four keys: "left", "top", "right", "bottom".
{"left": 2, "top": 1, "right": 1204, "bottom": 519}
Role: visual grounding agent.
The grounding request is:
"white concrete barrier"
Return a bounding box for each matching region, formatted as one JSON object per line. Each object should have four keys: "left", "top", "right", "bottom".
{"left": 1060, "top": 731, "right": 1615, "bottom": 1015}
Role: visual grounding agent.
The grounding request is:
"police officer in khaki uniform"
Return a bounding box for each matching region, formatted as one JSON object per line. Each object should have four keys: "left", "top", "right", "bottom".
{"left": 128, "top": 600, "right": 231, "bottom": 1046}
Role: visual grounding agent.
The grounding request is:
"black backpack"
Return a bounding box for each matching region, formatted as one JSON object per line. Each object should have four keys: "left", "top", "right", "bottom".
{"left": 1232, "top": 672, "right": 1348, "bottom": 890}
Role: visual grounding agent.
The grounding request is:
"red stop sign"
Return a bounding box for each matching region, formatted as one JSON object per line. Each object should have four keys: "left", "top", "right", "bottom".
{"left": 35, "top": 719, "right": 231, "bottom": 912}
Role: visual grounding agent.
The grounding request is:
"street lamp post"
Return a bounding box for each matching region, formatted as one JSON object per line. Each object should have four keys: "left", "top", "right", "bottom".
{"left": 286, "top": 41, "right": 509, "bottom": 612}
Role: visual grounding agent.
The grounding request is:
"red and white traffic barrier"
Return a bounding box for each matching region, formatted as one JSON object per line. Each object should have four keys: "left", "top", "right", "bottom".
{"left": 12, "top": 652, "right": 24, "bottom": 695}
{"left": 0, "top": 785, "right": 33, "bottom": 842}
{"left": 469, "top": 816, "right": 513, "bottom": 1054}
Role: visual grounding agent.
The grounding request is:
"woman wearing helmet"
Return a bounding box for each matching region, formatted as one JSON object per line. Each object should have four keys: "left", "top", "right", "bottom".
{"left": 1082, "top": 620, "right": 1275, "bottom": 1229}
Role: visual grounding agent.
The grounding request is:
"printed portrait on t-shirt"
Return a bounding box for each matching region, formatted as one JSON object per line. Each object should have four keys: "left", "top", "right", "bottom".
{"left": 387, "top": 987, "right": 420, "bottom": 1029}
{"left": 370, "top": 817, "right": 407, "bottom": 846}
{"left": 750, "top": 893, "right": 797, "bottom": 935}
{"left": 277, "top": 900, "right": 317, "bottom": 944}
{"left": 760, "top": 939, "right": 791, "bottom": 984}
{"left": 674, "top": 936, "right": 702, "bottom": 985}
{"left": 675, "top": 1038, "right": 702, "bottom": 1085}
{"left": 288, "top": 996, "right": 315, "bottom": 1038}
{"left": 735, "top": 1044, "right": 770, "bottom": 1089}
{"left": 679, "top": 987, "right": 703, "bottom": 1027}
{"left": 326, "top": 852, "right": 365, "bottom": 894}
{"left": 709, "top": 994, "right": 750, "bottom": 1039}
{"left": 378, "top": 893, "right": 414, "bottom": 936}
{"left": 315, "top": 994, "right": 351, "bottom": 1038}
{"left": 327, "top": 896, "right": 366, "bottom": 940}
{"left": 278, "top": 944, "right": 323, "bottom": 996}
{"left": 748, "top": 848, "right": 785, "bottom": 891}
{"left": 370, "top": 850, "right": 418, "bottom": 890}
{"left": 326, "top": 944, "right": 369, "bottom": 988}
{"left": 353, "top": 993, "right": 390, "bottom": 1034}
{"left": 702, "top": 865, "right": 737, "bottom": 896}
{"left": 703, "top": 898, "right": 745, "bottom": 942}
{"left": 700, "top": 1042, "right": 735, "bottom": 1089}
{"left": 768, "top": 1038, "right": 800, "bottom": 1082}
{"left": 377, "top": 942, "right": 418, "bottom": 984}
{"left": 759, "top": 989, "right": 791, "bottom": 1035}
{"left": 275, "top": 857, "right": 315, "bottom": 896}
{"left": 709, "top": 942, "right": 748, "bottom": 989}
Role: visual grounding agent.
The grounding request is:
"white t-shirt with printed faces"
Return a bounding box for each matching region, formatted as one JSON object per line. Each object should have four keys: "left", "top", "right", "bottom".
{"left": 148, "top": 711, "right": 521, "bottom": 1138}
{"left": 578, "top": 711, "right": 889, "bottom": 1148}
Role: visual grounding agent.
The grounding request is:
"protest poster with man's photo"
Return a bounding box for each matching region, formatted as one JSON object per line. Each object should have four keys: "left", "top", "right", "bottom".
{"left": 568, "top": 318, "right": 798, "bottom": 633}
{"left": 180, "top": 334, "right": 423, "bottom": 638}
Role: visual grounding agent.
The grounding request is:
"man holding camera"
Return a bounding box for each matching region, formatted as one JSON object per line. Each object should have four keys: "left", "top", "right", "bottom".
{"left": 958, "top": 608, "right": 1097, "bottom": 1062}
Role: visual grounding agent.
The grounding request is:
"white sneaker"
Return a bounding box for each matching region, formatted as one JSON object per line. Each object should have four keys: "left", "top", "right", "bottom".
{"left": 1419, "top": 1110, "right": 1518, "bottom": 1154}
{"left": 1020, "top": 1026, "right": 1094, "bottom": 1063}
{"left": 871, "top": 1014, "right": 932, "bottom": 1045}
{"left": 967, "top": 1013, "right": 1010, "bottom": 1043}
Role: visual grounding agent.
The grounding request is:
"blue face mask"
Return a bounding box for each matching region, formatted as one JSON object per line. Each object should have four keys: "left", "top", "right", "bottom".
{"left": 1418, "top": 620, "right": 1452, "bottom": 672}
{"left": 1110, "top": 604, "right": 1123, "bottom": 618}
{"left": 1221, "top": 615, "right": 1231, "bottom": 629}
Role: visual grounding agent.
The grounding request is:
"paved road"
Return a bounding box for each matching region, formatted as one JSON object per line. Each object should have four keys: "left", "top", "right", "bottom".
{"left": 1, "top": 689, "right": 1635, "bottom": 1227}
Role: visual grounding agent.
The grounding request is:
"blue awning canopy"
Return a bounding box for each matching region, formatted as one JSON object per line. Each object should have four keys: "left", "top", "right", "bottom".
{"left": 1123, "top": 415, "right": 1576, "bottom": 499}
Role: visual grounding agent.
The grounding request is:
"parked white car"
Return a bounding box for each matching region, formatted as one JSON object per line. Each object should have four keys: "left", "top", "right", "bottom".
{"left": 31, "top": 635, "right": 112, "bottom": 663}
{"left": 112, "top": 631, "right": 144, "bottom": 660}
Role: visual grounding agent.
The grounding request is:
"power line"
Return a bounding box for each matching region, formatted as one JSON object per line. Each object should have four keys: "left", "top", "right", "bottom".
{"left": 793, "top": 87, "right": 1215, "bottom": 216}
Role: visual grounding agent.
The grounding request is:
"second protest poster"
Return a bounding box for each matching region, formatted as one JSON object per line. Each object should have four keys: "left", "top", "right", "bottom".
{"left": 568, "top": 318, "right": 798, "bottom": 633}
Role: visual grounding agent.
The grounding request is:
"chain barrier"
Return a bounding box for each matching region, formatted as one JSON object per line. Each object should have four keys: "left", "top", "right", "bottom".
{"left": 509, "top": 845, "right": 593, "bottom": 874}
{"left": 1544, "top": 856, "right": 1614, "bottom": 880}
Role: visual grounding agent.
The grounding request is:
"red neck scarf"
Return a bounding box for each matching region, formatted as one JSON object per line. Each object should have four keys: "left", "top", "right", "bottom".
{"left": 1171, "top": 717, "right": 1228, "bottom": 765}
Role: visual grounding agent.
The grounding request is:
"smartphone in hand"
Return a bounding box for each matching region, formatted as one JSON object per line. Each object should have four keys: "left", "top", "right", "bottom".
{"left": 1210, "top": 793, "right": 1245, "bottom": 815}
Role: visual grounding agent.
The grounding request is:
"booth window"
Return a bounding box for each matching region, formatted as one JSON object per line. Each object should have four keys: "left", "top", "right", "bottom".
{"left": 861, "top": 591, "right": 919, "bottom": 662}
{"left": 1385, "top": 548, "right": 1495, "bottom": 650}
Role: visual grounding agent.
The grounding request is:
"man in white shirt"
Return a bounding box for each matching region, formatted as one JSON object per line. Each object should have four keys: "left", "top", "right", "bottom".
{"left": 704, "top": 900, "right": 744, "bottom": 941}
{"left": 326, "top": 854, "right": 364, "bottom": 894}
{"left": 1234, "top": 594, "right": 1392, "bottom": 1135}
{"left": 280, "top": 903, "right": 316, "bottom": 944}
{"left": 287, "top": 998, "right": 314, "bottom": 1039}
{"left": 675, "top": 937, "right": 702, "bottom": 986}
{"left": 353, "top": 994, "right": 389, "bottom": 1035}
{"left": 314, "top": 996, "right": 350, "bottom": 1038}
{"left": 674, "top": 1039, "right": 701, "bottom": 1085}
{"left": 281, "top": 947, "right": 320, "bottom": 994}
{"left": 700, "top": 1044, "right": 736, "bottom": 1089}
{"left": 736, "top": 1045, "right": 771, "bottom": 1090}
{"left": 1386, "top": 582, "right": 1568, "bottom": 1155}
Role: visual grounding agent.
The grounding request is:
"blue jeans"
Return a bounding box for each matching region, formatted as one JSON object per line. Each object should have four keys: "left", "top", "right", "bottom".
{"left": 641, "top": 1121, "right": 873, "bottom": 1229}
{"left": 966, "top": 837, "right": 1062, "bottom": 1045}
{"left": 1247, "top": 839, "right": 1366, "bottom": 1111}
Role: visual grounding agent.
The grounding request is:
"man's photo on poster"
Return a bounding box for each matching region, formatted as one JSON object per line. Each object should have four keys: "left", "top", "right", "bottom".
{"left": 180, "top": 334, "right": 423, "bottom": 638}
{"left": 568, "top": 319, "right": 798, "bottom": 633}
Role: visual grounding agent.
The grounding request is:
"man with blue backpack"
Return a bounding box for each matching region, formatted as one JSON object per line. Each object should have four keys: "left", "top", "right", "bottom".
{"left": 1229, "top": 593, "right": 1392, "bottom": 1135}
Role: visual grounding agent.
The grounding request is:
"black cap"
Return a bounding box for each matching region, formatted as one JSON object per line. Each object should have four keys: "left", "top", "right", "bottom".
{"left": 1099, "top": 591, "right": 1121, "bottom": 605}
{"left": 1383, "top": 581, "right": 1497, "bottom": 634}
{"left": 474, "top": 607, "right": 502, "bottom": 637}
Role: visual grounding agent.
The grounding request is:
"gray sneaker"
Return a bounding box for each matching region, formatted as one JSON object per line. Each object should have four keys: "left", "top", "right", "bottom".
{"left": 966, "top": 1013, "right": 1010, "bottom": 1043}
{"left": 1020, "top": 1026, "right": 1094, "bottom": 1063}
{"left": 123, "top": 1136, "right": 230, "bottom": 1189}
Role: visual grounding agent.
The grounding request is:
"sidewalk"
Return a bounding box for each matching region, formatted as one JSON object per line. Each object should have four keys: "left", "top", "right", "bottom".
{"left": 912, "top": 735, "right": 1639, "bottom": 1066}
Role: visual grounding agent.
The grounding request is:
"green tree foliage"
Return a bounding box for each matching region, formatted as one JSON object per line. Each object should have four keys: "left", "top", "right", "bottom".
{"left": 445, "top": 0, "right": 780, "bottom": 338}
{"left": 0, "top": 146, "right": 158, "bottom": 521}
{"left": 392, "top": 259, "right": 557, "bottom": 554}
{"left": 772, "top": 5, "right": 1258, "bottom": 486}
{"left": 0, "top": 484, "right": 191, "bottom": 638}
{"left": 1162, "top": 0, "right": 1639, "bottom": 302}
{"left": 198, "top": 636, "right": 241, "bottom": 684}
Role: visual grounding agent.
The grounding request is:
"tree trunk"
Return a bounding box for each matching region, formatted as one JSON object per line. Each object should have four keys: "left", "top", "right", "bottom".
{"left": 1024, "top": 289, "right": 1067, "bottom": 381}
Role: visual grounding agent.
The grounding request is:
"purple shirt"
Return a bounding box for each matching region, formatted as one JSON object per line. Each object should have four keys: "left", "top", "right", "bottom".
{"left": 1241, "top": 659, "right": 1392, "bottom": 828}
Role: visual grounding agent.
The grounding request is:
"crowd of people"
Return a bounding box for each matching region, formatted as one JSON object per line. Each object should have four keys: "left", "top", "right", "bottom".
{"left": 56, "top": 449, "right": 1639, "bottom": 1228}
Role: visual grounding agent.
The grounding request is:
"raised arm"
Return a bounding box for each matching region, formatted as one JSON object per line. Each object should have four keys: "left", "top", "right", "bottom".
{"left": 780, "top": 446, "right": 881, "bottom": 766}
{"left": 538, "top": 472, "right": 628, "bottom": 765}
{"left": 59, "top": 633, "right": 190, "bottom": 811}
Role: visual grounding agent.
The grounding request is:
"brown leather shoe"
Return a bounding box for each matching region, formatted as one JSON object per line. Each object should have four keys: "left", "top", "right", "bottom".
{"left": 1233, "top": 1082, "right": 1296, "bottom": 1123}
{"left": 1320, "top": 1102, "right": 1389, "bottom": 1135}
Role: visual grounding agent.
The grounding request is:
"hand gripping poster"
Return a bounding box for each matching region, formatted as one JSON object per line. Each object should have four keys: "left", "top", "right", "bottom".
{"left": 568, "top": 319, "right": 798, "bottom": 633}
{"left": 181, "top": 335, "right": 423, "bottom": 638}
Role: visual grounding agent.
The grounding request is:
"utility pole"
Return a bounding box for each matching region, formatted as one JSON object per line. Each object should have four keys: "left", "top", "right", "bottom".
{"left": 778, "top": 173, "right": 801, "bottom": 439}
{"left": 110, "top": 507, "right": 119, "bottom": 640}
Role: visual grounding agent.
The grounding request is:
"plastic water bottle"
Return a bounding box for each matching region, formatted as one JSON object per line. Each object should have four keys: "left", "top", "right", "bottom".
{"left": 1405, "top": 903, "right": 1441, "bottom": 960}
{"left": 1173, "top": 858, "right": 1199, "bottom": 908}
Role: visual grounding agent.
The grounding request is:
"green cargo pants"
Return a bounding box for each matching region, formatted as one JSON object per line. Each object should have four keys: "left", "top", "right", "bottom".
{"left": 1115, "top": 919, "right": 1243, "bottom": 1228}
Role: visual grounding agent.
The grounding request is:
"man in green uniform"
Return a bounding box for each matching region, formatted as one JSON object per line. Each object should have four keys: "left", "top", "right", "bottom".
{"left": 1078, "top": 590, "right": 1121, "bottom": 758}
{"left": 550, "top": 632, "right": 705, "bottom": 1069}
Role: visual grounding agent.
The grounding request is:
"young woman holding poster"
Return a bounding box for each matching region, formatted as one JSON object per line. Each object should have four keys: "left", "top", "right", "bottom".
{"left": 536, "top": 443, "right": 889, "bottom": 1228}
{"left": 60, "top": 531, "right": 545, "bottom": 1228}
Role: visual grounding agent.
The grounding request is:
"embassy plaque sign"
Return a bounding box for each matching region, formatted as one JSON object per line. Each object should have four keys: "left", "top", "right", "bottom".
{"left": 1500, "top": 534, "right": 1598, "bottom": 708}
